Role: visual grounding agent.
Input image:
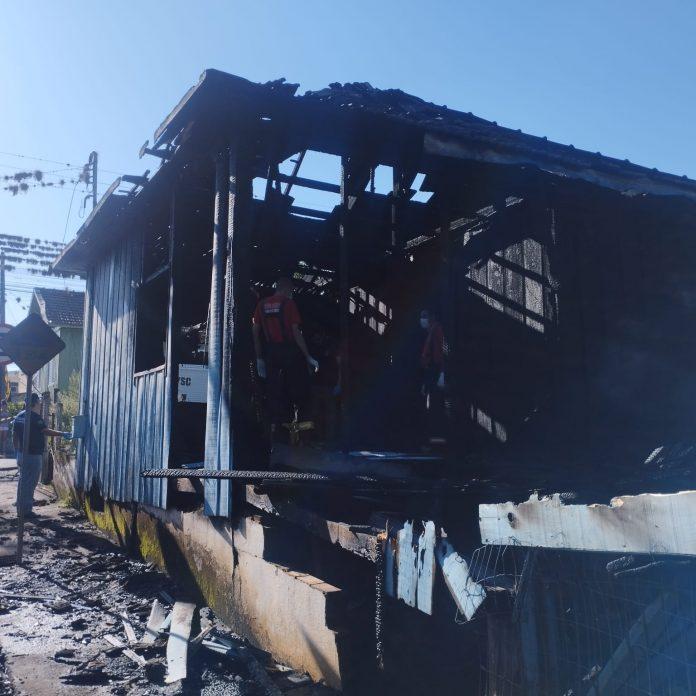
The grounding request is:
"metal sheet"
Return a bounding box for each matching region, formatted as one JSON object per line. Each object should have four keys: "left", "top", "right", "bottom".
{"left": 76, "top": 235, "right": 166, "bottom": 508}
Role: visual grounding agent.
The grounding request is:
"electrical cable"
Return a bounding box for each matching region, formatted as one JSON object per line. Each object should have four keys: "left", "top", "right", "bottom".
{"left": 63, "top": 180, "right": 80, "bottom": 243}
{"left": 0, "top": 150, "right": 124, "bottom": 176}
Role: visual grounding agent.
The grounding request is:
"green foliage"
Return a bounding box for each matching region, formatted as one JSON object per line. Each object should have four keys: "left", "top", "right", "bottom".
{"left": 6, "top": 401, "right": 23, "bottom": 418}
{"left": 60, "top": 370, "right": 81, "bottom": 432}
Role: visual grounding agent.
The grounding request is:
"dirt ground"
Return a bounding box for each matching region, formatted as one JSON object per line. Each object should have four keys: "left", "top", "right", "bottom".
{"left": 0, "top": 458, "right": 334, "bottom": 696}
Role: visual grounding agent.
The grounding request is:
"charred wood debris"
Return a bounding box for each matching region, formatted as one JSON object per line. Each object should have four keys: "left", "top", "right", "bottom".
{"left": 0, "top": 506, "right": 331, "bottom": 695}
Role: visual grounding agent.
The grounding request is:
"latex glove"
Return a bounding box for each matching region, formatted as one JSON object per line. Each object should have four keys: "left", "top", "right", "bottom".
{"left": 437, "top": 372, "right": 445, "bottom": 389}
{"left": 256, "top": 359, "right": 267, "bottom": 379}
{"left": 62, "top": 431, "right": 73, "bottom": 440}
{"left": 307, "top": 356, "right": 319, "bottom": 373}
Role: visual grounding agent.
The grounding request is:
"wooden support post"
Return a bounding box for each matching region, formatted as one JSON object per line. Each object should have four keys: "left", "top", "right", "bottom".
{"left": 229, "top": 142, "right": 254, "bottom": 471}
{"left": 438, "top": 183, "right": 454, "bottom": 353}
{"left": 203, "top": 151, "right": 229, "bottom": 514}
{"left": 338, "top": 156, "right": 371, "bottom": 452}
{"left": 338, "top": 158, "right": 351, "bottom": 452}
{"left": 437, "top": 180, "right": 455, "bottom": 455}
{"left": 215, "top": 139, "right": 253, "bottom": 517}
{"left": 161, "top": 184, "right": 178, "bottom": 500}
{"left": 391, "top": 167, "right": 417, "bottom": 249}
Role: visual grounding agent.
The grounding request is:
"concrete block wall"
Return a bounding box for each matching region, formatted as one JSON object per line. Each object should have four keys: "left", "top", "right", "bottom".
{"left": 50, "top": 453, "right": 346, "bottom": 689}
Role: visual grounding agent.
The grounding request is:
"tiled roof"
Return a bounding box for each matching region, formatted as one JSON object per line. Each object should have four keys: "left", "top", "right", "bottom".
{"left": 32, "top": 288, "right": 85, "bottom": 328}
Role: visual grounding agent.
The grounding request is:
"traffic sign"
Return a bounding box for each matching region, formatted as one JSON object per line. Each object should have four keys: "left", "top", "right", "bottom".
{"left": 0, "top": 313, "right": 65, "bottom": 375}
{"left": 0, "top": 323, "right": 13, "bottom": 366}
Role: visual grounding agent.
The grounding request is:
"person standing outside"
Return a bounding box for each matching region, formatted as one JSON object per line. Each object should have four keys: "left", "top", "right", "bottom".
{"left": 0, "top": 398, "right": 9, "bottom": 457}
{"left": 252, "top": 278, "right": 319, "bottom": 435}
{"left": 12, "top": 393, "right": 70, "bottom": 517}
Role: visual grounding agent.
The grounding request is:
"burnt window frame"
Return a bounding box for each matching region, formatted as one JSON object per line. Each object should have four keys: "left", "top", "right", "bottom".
{"left": 134, "top": 222, "right": 171, "bottom": 375}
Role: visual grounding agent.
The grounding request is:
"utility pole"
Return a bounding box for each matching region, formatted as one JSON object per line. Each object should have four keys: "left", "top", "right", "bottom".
{"left": 1, "top": 251, "right": 6, "bottom": 325}
{"left": 0, "top": 253, "right": 6, "bottom": 457}
{"left": 89, "top": 151, "right": 98, "bottom": 210}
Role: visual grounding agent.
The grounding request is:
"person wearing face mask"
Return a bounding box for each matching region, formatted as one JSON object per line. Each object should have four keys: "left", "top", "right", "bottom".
{"left": 419, "top": 309, "right": 446, "bottom": 437}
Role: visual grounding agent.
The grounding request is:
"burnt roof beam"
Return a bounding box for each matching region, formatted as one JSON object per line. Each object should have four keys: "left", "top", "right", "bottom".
{"left": 275, "top": 172, "right": 340, "bottom": 194}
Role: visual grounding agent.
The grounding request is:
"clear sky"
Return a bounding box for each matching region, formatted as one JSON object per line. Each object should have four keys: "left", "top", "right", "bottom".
{"left": 1, "top": 1, "right": 695, "bottom": 320}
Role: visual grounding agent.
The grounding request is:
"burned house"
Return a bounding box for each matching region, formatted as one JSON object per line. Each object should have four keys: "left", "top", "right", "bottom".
{"left": 53, "top": 70, "right": 696, "bottom": 694}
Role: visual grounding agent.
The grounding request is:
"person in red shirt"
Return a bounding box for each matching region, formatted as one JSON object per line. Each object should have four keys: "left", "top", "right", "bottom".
{"left": 420, "top": 309, "right": 446, "bottom": 436}
{"left": 252, "top": 277, "right": 319, "bottom": 430}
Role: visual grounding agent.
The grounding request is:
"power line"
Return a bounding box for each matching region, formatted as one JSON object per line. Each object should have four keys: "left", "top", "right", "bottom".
{"left": 63, "top": 180, "right": 80, "bottom": 242}
{"left": 0, "top": 163, "right": 81, "bottom": 175}
{"left": 0, "top": 150, "right": 76, "bottom": 167}
{"left": 0, "top": 150, "right": 123, "bottom": 176}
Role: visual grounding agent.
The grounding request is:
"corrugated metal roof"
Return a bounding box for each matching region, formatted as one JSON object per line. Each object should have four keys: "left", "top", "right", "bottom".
{"left": 32, "top": 288, "right": 85, "bottom": 328}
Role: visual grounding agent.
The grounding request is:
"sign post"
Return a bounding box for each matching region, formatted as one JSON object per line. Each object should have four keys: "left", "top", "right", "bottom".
{"left": 0, "top": 323, "right": 13, "bottom": 456}
{"left": 15, "top": 371, "right": 33, "bottom": 563}
{"left": 0, "top": 313, "right": 66, "bottom": 565}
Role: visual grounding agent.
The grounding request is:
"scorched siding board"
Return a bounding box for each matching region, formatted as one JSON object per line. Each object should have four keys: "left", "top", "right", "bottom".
{"left": 76, "top": 235, "right": 167, "bottom": 508}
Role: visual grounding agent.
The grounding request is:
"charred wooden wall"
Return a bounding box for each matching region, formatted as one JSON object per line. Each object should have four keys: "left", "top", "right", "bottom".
{"left": 440, "top": 178, "right": 696, "bottom": 494}
{"left": 77, "top": 233, "right": 167, "bottom": 508}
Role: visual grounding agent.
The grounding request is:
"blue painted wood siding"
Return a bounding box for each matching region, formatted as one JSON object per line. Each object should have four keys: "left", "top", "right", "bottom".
{"left": 77, "top": 235, "right": 167, "bottom": 508}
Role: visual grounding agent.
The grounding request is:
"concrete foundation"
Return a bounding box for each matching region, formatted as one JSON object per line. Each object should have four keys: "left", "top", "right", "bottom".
{"left": 50, "top": 451, "right": 346, "bottom": 689}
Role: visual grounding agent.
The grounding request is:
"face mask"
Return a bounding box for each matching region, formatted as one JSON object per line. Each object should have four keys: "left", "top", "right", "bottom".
{"left": 420, "top": 318, "right": 429, "bottom": 330}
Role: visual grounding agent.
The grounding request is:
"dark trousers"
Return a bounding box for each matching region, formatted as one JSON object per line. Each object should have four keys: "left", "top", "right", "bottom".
{"left": 266, "top": 344, "right": 310, "bottom": 425}
{"left": 423, "top": 367, "right": 445, "bottom": 439}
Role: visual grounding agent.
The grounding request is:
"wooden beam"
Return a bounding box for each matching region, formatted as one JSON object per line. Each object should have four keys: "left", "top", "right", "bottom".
{"left": 436, "top": 538, "right": 486, "bottom": 621}
{"left": 289, "top": 205, "right": 331, "bottom": 220}
{"left": 244, "top": 485, "right": 378, "bottom": 561}
{"left": 161, "top": 184, "right": 178, "bottom": 472}
{"left": 142, "top": 599, "right": 167, "bottom": 644}
{"left": 391, "top": 167, "right": 417, "bottom": 248}
{"left": 387, "top": 521, "right": 436, "bottom": 615}
{"left": 211, "top": 137, "right": 254, "bottom": 517}
{"left": 165, "top": 601, "right": 196, "bottom": 684}
{"left": 276, "top": 171, "right": 340, "bottom": 194}
{"left": 121, "top": 612, "right": 138, "bottom": 644}
{"left": 203, "top": 150, "right": 228, "bottom": 513}
{"left": 396, "top": 522, "right": 417, "bottom": 608}
{"left": 480, "top": 491, "right": 696, "bottom": 556}
{"left": 338, "top": 155, "right": 372, "bottom": 451}
{"left": 416, "top": 521, "right": 436, "bottom": 615}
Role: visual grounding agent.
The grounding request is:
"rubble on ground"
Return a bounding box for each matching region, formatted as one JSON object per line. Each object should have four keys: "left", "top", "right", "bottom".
{"left": 0, "top": 499, "right": 333, "bottom": 696}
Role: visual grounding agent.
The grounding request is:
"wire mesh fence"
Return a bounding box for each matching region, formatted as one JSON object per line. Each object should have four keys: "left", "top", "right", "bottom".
{"left": 471, "top": 545, "right": 696, "bottom": 695}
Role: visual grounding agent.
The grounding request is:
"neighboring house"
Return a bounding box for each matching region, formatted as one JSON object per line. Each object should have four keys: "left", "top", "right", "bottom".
{"left": 29, "top": 288, "right": 84, "bottom": 395}
{"left": 6, "top": 369, "right": 27, "bottom": 403}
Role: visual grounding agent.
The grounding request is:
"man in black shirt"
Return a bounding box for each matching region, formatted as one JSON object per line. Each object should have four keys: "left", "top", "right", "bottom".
{"left": 12, "top": 393, "right": 70, "bottom": 517}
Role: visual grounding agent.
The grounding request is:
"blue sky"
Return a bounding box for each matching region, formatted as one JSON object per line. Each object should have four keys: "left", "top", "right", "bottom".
{"left": 1, "top": 1, "right": 695, "bottom": 322}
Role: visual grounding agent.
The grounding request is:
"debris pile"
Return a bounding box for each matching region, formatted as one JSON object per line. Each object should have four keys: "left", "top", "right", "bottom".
{"left": 0, "top": 504, "right": 331, "bottom": 695}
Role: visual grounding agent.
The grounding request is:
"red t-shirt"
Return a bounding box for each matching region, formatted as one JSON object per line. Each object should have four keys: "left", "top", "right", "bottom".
{"left": 253, "top": 294, "right": 302, "bottom": 344}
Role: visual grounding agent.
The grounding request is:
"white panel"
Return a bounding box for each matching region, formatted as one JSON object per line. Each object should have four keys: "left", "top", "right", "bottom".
{"left": 178, "top": 363, "right": 209, "bottom": 403}
{"left": 480, "top": 491, "right": 696, "bottom": 556}
{"left": 436, "top": 538, "right": 486, "bottom": 621}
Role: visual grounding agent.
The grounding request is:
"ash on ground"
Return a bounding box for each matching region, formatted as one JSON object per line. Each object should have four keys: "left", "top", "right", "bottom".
{"left": 0, "top": 491, "right": 333, "bottom": 696}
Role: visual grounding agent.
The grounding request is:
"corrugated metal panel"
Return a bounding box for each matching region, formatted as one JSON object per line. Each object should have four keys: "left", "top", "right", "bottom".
{"left": 76, "top": 235, "right": 167, "bottom": 508}
{"left": 133, "top": 367, "right": 167, "bottom": 507}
